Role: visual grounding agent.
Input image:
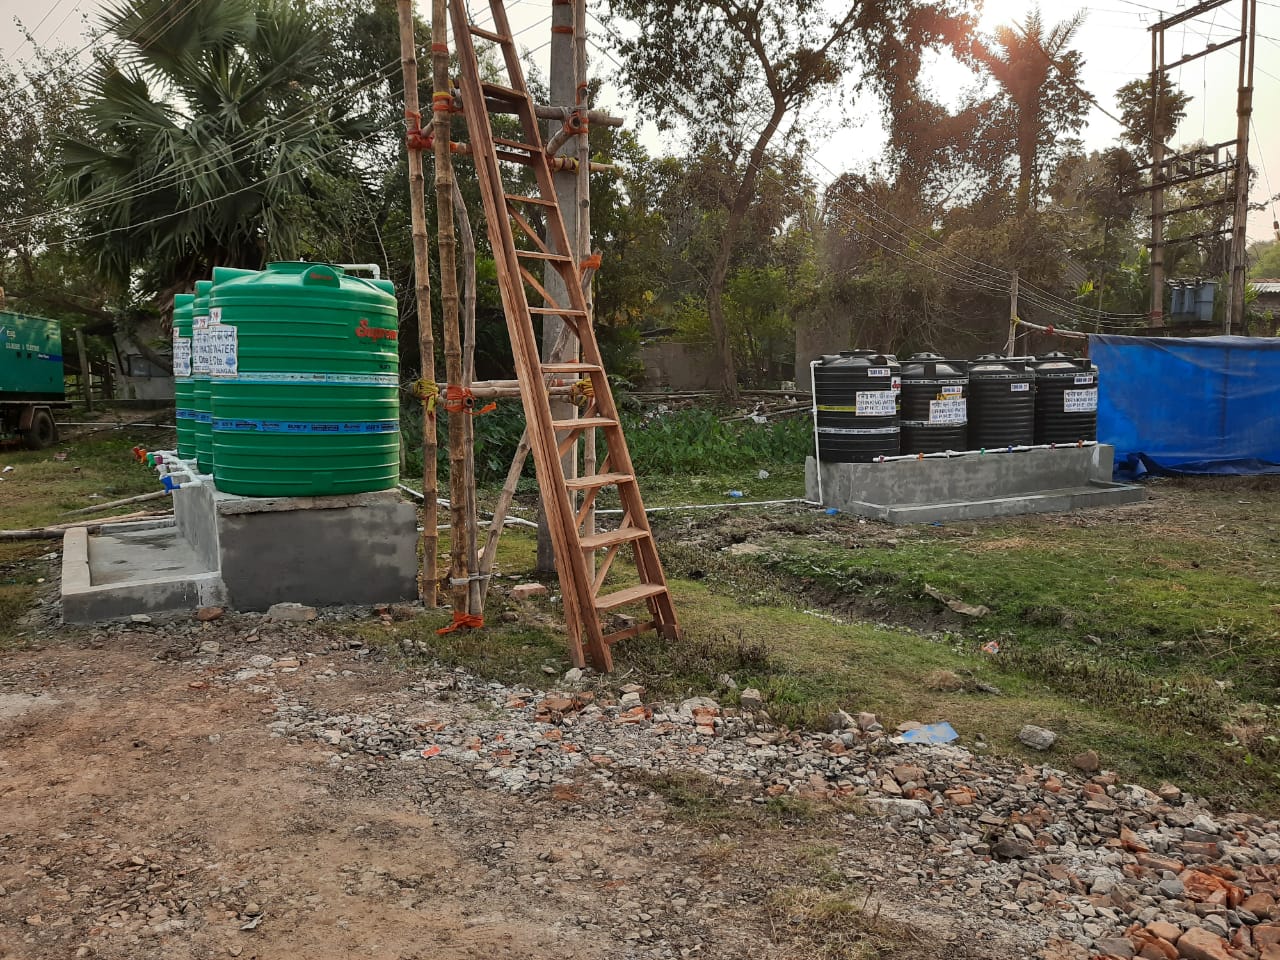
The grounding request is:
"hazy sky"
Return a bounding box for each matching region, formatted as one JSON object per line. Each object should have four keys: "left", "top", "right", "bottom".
{"left": 3, "top": 0, "right": 1276, "bottom": 245}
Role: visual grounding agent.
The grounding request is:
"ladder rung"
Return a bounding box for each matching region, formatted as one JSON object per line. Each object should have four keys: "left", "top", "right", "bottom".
{"left": 482, "top": 81, "right": 524, "bottom": 101}
{"left": 605, "top": 620, "right": 658, "bottom": 646}
{"left": 516, "top": 249, "right": 572, "bottom": 262}
{"left": 493, "top": 136, "right": 540, "bottom": 153}
{"left": 542, "top": 362, "right": 600, "bottom": 373}
{"left": 564, "top": 472, "right": 633, "bottom": 491}
{"left": 552, "top": 417, "right": 616, "bottom": 432}
{"left": 469, "top": 24, "right": 508, "bottom": 43}
{"left": 506, "top": 193, "right": 557, "bottom": 207}
{"left": 595, "top": 583, "right": 668, "bottom": 612}
{"left": 580, "top": 527, "right": 647, "bottom": 551}
{"left": 529, "top": 308, "right": 588, "bottom": 318}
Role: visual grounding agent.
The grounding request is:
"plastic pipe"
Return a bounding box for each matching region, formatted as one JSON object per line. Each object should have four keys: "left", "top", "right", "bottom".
{"left": 872, "top": 440, "right": 1097, "bottom": 464}
{"left": 336, "top": 263, "right": 381, "bottom": 280}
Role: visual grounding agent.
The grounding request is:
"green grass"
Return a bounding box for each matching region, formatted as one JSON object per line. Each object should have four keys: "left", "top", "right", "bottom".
{"left": 374, "top": 478, "right": 1280, "bottom": 809}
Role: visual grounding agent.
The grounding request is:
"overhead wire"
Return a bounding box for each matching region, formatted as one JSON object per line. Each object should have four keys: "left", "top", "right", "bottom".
{"left": 0, "top": 57, "right": 403, "bottom": 232}
{"left": 0, "top": 0, "right": 197, "bottom": 108}
{"left": 42, "top": 121, "right": 398, "bottom": 249}
{"left": 585, "top": 9, "right": 1147, "bottom": 325}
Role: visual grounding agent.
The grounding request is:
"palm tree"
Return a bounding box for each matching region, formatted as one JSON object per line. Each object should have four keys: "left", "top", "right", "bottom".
{"left": 975, "top": 9, "right": 1088, "bottom": 214}
{"left": 56, "top": 0, "right": 388, "bottom": 297}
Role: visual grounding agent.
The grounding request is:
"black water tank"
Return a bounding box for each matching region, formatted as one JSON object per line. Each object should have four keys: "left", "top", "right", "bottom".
{"left": 812, "top": 351, "right": 900, "bottom": 462}
{"left": 967, "top": 355, "right": 1036, "bottom": 448}
{"left": 900, "top": 353, "right": 968, "bottom": 454}
{"left": 1032, "top": 352, "right": 1099, "bottom": 444}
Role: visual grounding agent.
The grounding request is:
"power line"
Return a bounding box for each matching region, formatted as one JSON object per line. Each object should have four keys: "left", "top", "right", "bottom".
{"left": 0, "top": 58, "right": 402, "bottom": 233}
{"left": 44, "top": 122, "right": 396, "bottom": 249}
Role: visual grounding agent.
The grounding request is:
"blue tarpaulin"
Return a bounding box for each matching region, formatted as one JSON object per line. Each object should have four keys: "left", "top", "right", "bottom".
{"left": 1088, "top": 334, "right": 1280, "bottom": 480}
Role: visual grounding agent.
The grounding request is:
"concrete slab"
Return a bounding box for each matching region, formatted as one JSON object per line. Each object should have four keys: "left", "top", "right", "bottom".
{"left": 62, "top": 523, "right": 224, "bottom": 624}
{"left": 806, "top": 445, "right": 1145, "bottom": 524}
{"left": 68, "top": 483, "right": 419, "bottom": 620}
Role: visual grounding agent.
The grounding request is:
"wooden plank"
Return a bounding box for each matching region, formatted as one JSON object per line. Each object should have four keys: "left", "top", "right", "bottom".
{"left": 595, "top": 583, "right": 667, "bottom": 612}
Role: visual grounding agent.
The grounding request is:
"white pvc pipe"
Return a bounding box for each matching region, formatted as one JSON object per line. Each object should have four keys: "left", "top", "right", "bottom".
{"left": 872, "top": 441, "right": 1097, "bottom": 463}
{"left": 337, "top": 263, "right": 381, "bottom": 279}
{"left": 595, "top": 498, "right": 811, "bottom": 516}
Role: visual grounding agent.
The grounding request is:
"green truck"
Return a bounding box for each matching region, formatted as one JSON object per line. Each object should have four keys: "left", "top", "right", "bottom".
{"left": 1, "top": 310, "right": 67, "bottom": 448}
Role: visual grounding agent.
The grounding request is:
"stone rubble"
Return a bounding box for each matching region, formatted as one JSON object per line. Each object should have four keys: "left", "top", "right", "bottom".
{"left": 233, "top": 655, "right": 1280, "bottom": 960}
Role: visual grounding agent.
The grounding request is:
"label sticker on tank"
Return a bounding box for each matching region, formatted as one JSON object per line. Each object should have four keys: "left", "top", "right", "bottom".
{"left": 891, "top": 376, "right": 902, "bottom": 394}
{"left": 1010, "top": 382, "right": 1030, "bottom": 392}
{"left": 192, "top": 313, "right": 209, "bottom": 330}
{"left": 928, "top": 398, "right": 967, "bottom": 424}
{"left": 855, "top": 391, "right": 897, "bottom": 416}
{"left": 1064, "top": 388, "right": 1098, "bottom": 412}
{"left": 940, "top": 385, "right": 963, "bottom": 397}
{"left": 867, "top": 367, "right": 891, "bottom": 378}
{"left": 191, "top": 326, "right": 212, "bottom": 374}
{"left": 209, "top": 307, "right": 222, "bottom": 323}
{"left": 208, "top": 325, "right": 238, "bottom": 378}
{"left": 1074, "top": 374, "right": 1095, "bottom": 385}
{"left": 172, "top": 335, "right": 191, "bottom": 377}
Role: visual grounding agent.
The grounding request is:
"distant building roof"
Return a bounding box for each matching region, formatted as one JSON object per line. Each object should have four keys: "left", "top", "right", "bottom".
{"left": 1252, "top": 280, "right": 1280, "bottom": 294}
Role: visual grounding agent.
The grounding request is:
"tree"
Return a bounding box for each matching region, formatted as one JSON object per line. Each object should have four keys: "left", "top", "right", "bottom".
{"left": 1115, "top": 76, "right": 1192, "bottom": 157}
{"left": 1249, "top": 240, "right": 1280, "bottom": 279}
{"left": 56, "top": 0, "right": 388, "bottom": 299}
{"left": 973, "top": 8, "right": 1089, "bottom": 215}
{"left": 607, "top": 0, "right": 974, "bottom": 398}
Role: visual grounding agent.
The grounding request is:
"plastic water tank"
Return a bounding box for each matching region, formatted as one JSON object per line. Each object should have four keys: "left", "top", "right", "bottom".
{"left": 172, "top": 293, "right": 195, "bottom": 460}
{"left": 812, "top": 351, "right": 900, "bottom": 462}
{"left": 1032, "top": 352, "right": 1099, "bottom": 444}
{"left": 899, "top": 353, "right": 967, "bottom": 454}
{"left": 190, "top": 280, "right": 214, "bottom": 473}
{"left": 209, "top": 262, "right": 400, "bottom": 496}
{"left": 966, "top": 355, "right": 1036, "bottom": 448}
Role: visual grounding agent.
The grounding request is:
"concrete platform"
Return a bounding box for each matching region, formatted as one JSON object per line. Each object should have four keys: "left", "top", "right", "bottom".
{"left": 63, "top": 480, "right": 418, "bottom": 623}
{"left": 62, "top": 522, "right": 224, "bottom": 623}
{"left": 806, "top": 444, "right": 1144, "bottom": 524}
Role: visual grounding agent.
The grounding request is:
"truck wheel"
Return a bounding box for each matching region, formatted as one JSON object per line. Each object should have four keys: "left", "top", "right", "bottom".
{"left": 23, "top": 409, "right": 56, "bottom": 450}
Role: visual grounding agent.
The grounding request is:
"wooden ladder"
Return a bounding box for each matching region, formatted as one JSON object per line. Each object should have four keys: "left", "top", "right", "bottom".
{"left": 448, "top": 0, "right": 679, "bottom": 672}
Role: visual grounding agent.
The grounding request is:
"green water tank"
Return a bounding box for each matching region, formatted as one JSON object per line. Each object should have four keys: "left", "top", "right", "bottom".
{"left": 190, "top": 280, "right": 214, "bottom": 473}
{"left": 209, "top": 261, "right": 400, "bottom": 497}
{"left": 172, "top": 294, "right": 195, "bottom": 460}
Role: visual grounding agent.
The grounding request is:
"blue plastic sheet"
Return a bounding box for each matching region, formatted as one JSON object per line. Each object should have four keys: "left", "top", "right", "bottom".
{"left": 1089, "top": 334, "right": 1280, "bottom": 479}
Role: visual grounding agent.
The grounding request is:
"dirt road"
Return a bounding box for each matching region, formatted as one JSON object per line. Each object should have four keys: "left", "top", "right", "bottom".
{"left": 0, "top": 614, "right": 975, "bottom": 960}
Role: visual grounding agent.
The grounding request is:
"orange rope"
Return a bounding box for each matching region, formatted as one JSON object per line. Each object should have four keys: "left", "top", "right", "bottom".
{"left": 443, "top": 384, "right": 497, "bottom": 415}
{"left": 436, "top": 611, "right": 484, "bottom": 635}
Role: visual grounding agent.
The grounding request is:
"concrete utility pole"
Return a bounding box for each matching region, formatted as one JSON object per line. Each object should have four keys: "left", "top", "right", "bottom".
{"left": 536, "top": 0, "right": 581, "bottom": 575}
{"left": 1227, "top": 0, "right": 1257, "bottom": 335}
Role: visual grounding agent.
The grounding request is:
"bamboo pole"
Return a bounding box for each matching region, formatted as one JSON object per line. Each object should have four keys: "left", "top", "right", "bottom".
{"left": 60, "top": 489, "right": 169, "bottom": 516}
{"left": 453, "top": 179, "right": 482, "bottom": 618}
{"left": 431, "top": 0, "right": 471, "bottom": 618}
{"left": 397, "top": 0, "right": 440, "bottom": 607}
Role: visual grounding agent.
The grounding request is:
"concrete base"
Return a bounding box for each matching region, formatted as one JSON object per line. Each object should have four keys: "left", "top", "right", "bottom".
{"left": 805, "top": 444, "right": 1144, "bottom": 524}
{"left": 62, "top": 522, "right": 224, "bottom": 623}
{"left": 63, "top": 483, "right": 418, "bottom": 623}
